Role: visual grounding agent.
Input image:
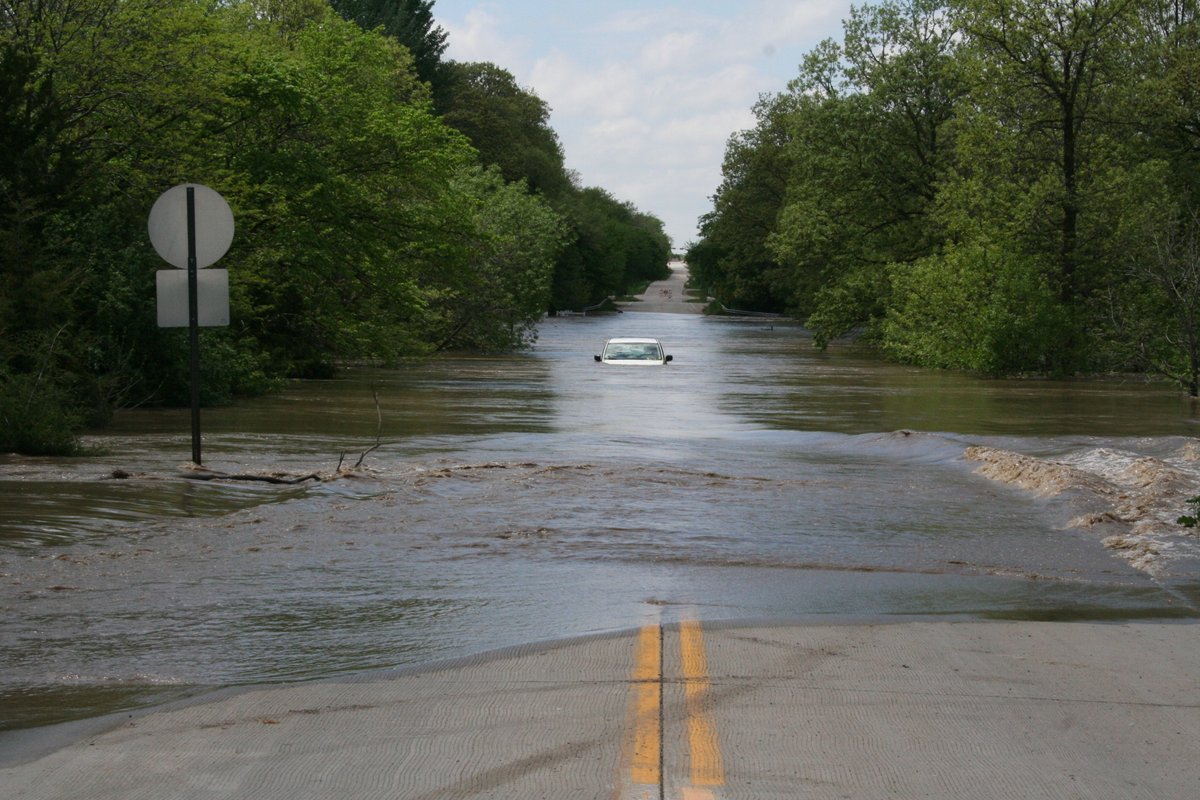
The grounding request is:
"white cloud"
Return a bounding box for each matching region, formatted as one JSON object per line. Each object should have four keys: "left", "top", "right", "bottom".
{"left": 595, "top": 8, "right": 694, "bottom": 35}
{"left": 711, "top": 0, "right": 846, "bottom": 63}
{"left": 583, "top": 117, "right": 652, "bottom": 147}
{"left": 436, "top": 1, "right": 855, "bottom": 246}
{"left": 530, "top": 53, "right": 641, "bottom": 119}
{"left": 440, "top": 7, "right": 529, "bottom": 69}
{"left": 639, "top": 30, "right": 705, "bottom": 72}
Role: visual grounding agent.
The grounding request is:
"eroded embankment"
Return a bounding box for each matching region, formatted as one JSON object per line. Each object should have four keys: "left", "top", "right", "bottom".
{"left": 965, "top": 442, "right": 1200, "bottom": 575}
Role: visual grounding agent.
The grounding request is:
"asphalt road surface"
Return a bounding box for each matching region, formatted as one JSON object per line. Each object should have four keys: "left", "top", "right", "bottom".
{"left": 622, "top": 260, "right": 703, "bottom": 314}
{"left": 3, "top": 620, "right": 1198, "bottom": 799}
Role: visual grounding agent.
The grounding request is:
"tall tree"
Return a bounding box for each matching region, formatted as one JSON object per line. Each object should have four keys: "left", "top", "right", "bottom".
{"left": 329, "top": 0, "right": 448, "bottom": 87}
{"left": 1126, "top": 204, "right": 1200, "bottom": 396}
{"left": 1082, "top": 2, "right": 1200, "bottom": 389}
{"left": 771, "top": 0, "right": 964, "bottom": 343}
{"left": 424, "top": 167, "right": 566, "bottom": 351}
{"left": 687, "top": 91, "right": 794, "bottom": 314}
{"left": 438, "top": 61, "right": 570, "bottom": 197}
{"left": 1126, "top": 0, "right": 1200, "bottom": 206}
{"left": 957, "top": 0, "right": 1139, "bottom": 305}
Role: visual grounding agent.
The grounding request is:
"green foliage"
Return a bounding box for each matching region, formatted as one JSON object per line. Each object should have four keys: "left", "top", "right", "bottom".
{"left": 0, "top": 321, "right": 84, "bottom": 456}
{"left": 689, "top": 0, "right": 1200, "bottom": 386}
{"left": 432, "top": 61, "right": 668, "bottom": 312}
{"left": 423, "top": 166, "right": 566, "bottom": 351}
{"left": 550, "top": 188, "right": 669, "bottom": 311}
{"left": 1101, "top": 171, "right": 1200, "bottom": 395}
{"left": 0, "top": 370, "right": 83, "bottom": 455}
{"left": 217, "top": 6, "right": 479, "bottom": 371}
{"left": 805, "top": 264, "right": 890, "bottom": 349}
{"left": 687, "top": 94, "right": 794, "bottom": 314}
{"left": 1178, "top": 496, "right": 1200, "bottom": 528}
{"left": 954, "top": 0, "right": 1138, "bottom": 307}
{"left": 883, "top": 241, "right": 1071, "bottom": 373}
{"left": 0, "top": 0, "right": 669, "bottom": 454}
{"left": 438, "top": 61, "right": 569, "bottom": 196}
{"left": 329, "top": 0, "right": 448, "bottom": 86}
{"left": 694, "top": 0, "right": 962, "bottom": 327}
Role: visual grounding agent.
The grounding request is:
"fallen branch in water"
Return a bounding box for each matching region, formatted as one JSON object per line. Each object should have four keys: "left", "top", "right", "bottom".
{"left": 180, "top": 469, "right": 322, "bottom": 485}
{"left": 110, "top": 386, "right": 387, "bottom": 485}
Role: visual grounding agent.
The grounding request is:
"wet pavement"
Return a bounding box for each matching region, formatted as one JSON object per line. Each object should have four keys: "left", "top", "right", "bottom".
{"left": 3, "top": 620, "right": 1198, "bottom": 800}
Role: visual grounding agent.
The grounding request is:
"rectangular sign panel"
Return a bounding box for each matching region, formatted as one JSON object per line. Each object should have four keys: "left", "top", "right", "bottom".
{"left": 156, "top": 269, "right": 230, "bottom": 327}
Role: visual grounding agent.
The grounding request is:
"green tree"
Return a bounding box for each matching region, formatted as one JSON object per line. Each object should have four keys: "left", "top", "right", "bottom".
{"left": 883, "top": 238, "right": 1070, "bottom": 372}
{"left": 621, "top": 210, "right": 671, "bottom": 287}
{"left": 329, "top": 0, "right": 448, "bottom": 87}
{"left": 1096, "top": 159, "right": 1200, "bottom": 395}
{"left": 1, "top": 0, "right": 230, "bottom": 447}
{"left": 1098, "top": 2, "right": 1200, "bottom": 391}
{"left": 1124, "top": 1, "right": 1200, "bottom": 207}
{"left": 686, "top": 0, "right": 1200, "bottom": 383}
{"left": 687, "top": 92, "right": 793, "bottom": 314}
{"left": 215, "top": 1, "right": 478, "bottom": 373}
{"left": 954, "top": 0, "right": 1139, "bottom": 306}
{"left": 1130, "top": 205, "right": 1200, "bottom": 395}
{"left": 687, "top": 2, "right": 963, "bottom": 337}
{"left": 438, "top": 61, "right": 570, "bottom": 197}
{"left": 552, "top": 188, "right": 627, "bottom": 309}
{"left": 2, "top": 0, "right": 469, "bottom": 450}
{"left": 434, "top": 60, "right": 671, "bottom": 310}
{"left": 772, "top": 0, "right": 964, "bottom": 344}
{"left": 549, "top": 187, "right": 669, "bottom": 311}
{"left": 423, "top": 166, "right": 567, "bottom": 350}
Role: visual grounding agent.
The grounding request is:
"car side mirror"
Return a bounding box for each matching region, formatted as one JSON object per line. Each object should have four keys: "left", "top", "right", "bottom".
{"left": 665, "top": 355, "right": 673, "bottom": 362}
{"left": 594, "top": 355, "right": 602, "bottom": 362}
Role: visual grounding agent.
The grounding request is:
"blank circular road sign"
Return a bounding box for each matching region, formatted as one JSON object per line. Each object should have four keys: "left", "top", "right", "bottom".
{"left": 148, "top": 184, "right": 234, "bottom": 269}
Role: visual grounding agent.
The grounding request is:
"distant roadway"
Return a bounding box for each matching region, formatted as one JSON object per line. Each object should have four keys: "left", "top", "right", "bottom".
{"left": 621, "top": 260, "right": 704, "bottom": 314}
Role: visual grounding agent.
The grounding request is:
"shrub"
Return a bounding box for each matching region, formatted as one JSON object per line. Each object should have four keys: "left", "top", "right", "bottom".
{"left": 882, "top": 241, "right": 1073, "bottom": 374}
{"left": 0, "top": 371, "right": 84, "bottom": 456}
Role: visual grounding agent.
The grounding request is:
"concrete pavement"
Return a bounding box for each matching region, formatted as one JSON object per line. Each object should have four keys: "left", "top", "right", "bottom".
{"left": 2, "top": 621, "right": 1198, "bottom": 799}
{"left": 622, "top": 261, "right": 703, "bottom": 314}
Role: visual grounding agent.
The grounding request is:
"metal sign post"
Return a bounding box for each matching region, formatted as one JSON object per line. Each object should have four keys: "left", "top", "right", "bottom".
{"left": 149, "top": 183, "right": 234, "bottom": 466}
{"left": 186, "top": 187, "right": 202, "bottom": 464}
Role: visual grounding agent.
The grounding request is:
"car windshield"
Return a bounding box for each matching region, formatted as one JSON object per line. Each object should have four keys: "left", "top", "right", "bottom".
{"left": 605, "top": 342, "right": 662, "bottom": 360}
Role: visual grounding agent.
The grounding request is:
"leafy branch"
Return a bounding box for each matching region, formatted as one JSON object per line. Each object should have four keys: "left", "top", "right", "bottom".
{"left": 1177, "top": 495, "right": 1200, "bottom": 528}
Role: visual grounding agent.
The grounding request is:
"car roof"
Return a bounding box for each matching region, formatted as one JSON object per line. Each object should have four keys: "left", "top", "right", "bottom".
{"left": 605, "top": 337, "right": 661, "bottom": 344}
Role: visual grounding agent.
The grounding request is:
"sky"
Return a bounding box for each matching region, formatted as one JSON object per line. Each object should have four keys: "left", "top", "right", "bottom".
{"left": 432, "top": 1, "right": 857, "bottom": 249}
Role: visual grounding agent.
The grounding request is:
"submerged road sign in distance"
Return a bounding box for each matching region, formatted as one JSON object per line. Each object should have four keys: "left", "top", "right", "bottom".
{"left": 148, "top": 183, "right": 234, "bottom": 465}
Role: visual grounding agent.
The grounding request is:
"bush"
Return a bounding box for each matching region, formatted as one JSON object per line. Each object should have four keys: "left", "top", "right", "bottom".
{"left": 148, "top": 330, "right": 285, "bottom": 407}
{"left": 0, "top": 371, "right": 84, "bottom": 456}
{"left": 882, "top": 241, "right": 1073, "bottom": 374}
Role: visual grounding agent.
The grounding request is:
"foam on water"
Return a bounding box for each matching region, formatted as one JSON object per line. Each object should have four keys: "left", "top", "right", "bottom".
{"left": 966, "top": 441, "right": 1200, "bottom": 576}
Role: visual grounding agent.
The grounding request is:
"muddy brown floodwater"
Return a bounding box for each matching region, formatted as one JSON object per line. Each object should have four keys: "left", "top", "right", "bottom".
{"left": 2, "top": 306, "right": 1200, "bottom": 732}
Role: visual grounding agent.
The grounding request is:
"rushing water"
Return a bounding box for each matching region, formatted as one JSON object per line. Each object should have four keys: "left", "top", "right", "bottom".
{"left": 2, "top": 312, "right": 1200, "bottom": 731}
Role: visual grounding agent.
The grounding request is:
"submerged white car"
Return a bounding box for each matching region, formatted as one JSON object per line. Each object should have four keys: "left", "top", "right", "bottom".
{"left": 594, "top": 337, "right": 673, "bottom": 365}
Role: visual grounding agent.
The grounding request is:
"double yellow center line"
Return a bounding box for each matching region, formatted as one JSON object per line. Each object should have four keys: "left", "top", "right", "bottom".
{"left": 681, "top": 620, "right": 724, "bottom": 792}
{"left": 624, "top": 619, "right": 725, "bottom": 799}
{"left": 630, "top": 624, "right": 663, "bottom": 786}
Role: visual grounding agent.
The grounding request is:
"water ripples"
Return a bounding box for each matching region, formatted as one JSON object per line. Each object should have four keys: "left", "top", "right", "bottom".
{"left": 3, "top": 313, "right": 1200, "bottom": 730}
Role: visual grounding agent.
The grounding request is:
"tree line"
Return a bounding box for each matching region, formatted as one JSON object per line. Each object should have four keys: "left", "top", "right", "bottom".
{"left": 687, "top": 0, "right": 1200, "bottom": 395}
{"left": 0, "top": 0, "right": 671, "bottom": 454}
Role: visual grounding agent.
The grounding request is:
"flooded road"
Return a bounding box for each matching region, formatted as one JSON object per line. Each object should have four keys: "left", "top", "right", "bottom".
{"left": 3, "top": 311, "right": 1200, "bottom": 730}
